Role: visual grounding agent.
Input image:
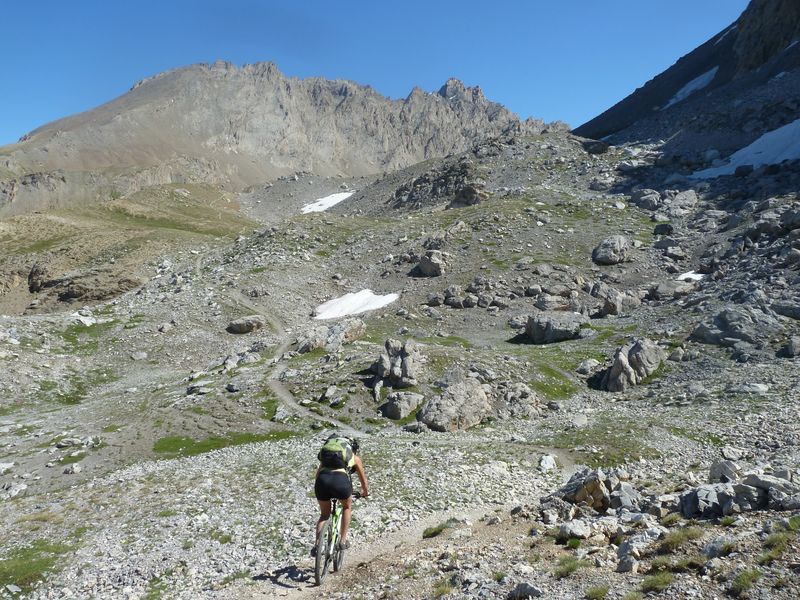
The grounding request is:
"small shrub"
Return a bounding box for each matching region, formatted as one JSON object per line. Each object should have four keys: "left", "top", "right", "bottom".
{"left": 585, "top": 585, "right": 609, "bottom": 599}
{"left": 493, "top": 571, "right": 506, "bottom": 583}
{"left": 622, "top": 593, "right": 643, "bottom": 600}
{"left": 673, "top": 554, "right": 706, "bottom": 572}
{"left": 566, "top": 537, "right": 581, "bottom": 549}
{"left": 553, "top": 555, "right": 588, "bottom": 579}
{"left": 720, "top": 516, "right": 737, "bottom": 527}
{"left": 730, "top": 569, "right": 761, "bottom": 597}
{"left": 786, "top": 515, "right": 800, "bottom": 532}
{"left": 660, "top": 513, "right": 682, "bottom": 527}
{"left": 434, "top": 576, "right": 455, "bottom": 597}
{"left": 764, "top": 531, "right": 790, "bottom": 550}
{"left": 641, "top": 572, "right": 674, "bottom": 593}
{"left": 423, "top": 518, "right": 458, "bottom": 539}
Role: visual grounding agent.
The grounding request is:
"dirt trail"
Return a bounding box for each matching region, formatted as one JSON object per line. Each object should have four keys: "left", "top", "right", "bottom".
{"left": 225, "top": 502, "right": 518, "bottom": 599}
{"left": 220, "top": 445, "right": 579, "bottom": 599}
{"left": 227, "top": 287, "right": 364, "bottom": 437}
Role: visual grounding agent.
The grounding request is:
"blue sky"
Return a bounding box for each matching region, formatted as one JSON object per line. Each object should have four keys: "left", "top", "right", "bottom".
{"left": 1, "top": 0, "right": 748, "bottom": 145}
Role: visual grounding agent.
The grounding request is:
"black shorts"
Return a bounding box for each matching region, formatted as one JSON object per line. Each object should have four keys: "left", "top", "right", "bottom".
{"left": 315, "top": 470, "right": 352, "bottom": 501}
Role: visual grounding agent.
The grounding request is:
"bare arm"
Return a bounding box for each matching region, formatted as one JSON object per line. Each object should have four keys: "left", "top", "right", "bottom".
{"left": 353, "top": 455, "right": 369, "bottom": 497}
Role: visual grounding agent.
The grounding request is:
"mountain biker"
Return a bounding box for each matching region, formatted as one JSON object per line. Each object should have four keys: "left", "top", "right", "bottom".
{"left": 313, "top": 433, "right": 369, "bottom": 555}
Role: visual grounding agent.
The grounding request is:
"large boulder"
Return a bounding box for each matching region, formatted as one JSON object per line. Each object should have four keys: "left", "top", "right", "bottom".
{"left": 549, "top": 467, "right": 631, "bottom": 513}
{"left": 690, "top": 307, "right": 783, "bottom": 347}
{"left": 600, "top": 338, "right": 665, "bottom": 392}
{"left": 415, "top": 250, "right": 447, "bottom": 277}
{"left": 226, "top": 315, "right": 267, "bottom": 334}
{"left": 417, "top": 377, "right": 492, "bottom": 432}
{"left": 631, "top": 189, "right": 662, "bottom": 211}
{"left": 592, "top": 235, "right": 631, "bottom": 265}
{"left": 296, "top": 318, "right": 366, "bottom": 353}
{"left": 379, "top": 392, "right": 424, "bottom": 420}
{"left": 371, "top": 338, "right": 420, "bottom": 388}
{"left": 525, "top": 311, "right": 589, "bottom": 344}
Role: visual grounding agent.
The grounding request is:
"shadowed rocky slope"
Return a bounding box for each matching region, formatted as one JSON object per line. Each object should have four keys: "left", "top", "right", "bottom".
{"left": 574, "top": 0, "right": 800, "bottom": 159}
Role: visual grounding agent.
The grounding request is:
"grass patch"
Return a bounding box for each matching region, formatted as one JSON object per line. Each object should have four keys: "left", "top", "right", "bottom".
{"left": 730, "top": 569, "right": 761, "bottom": 597}
{"left": 585, "top": 585, "right": 609, "bottom": 600}
{"left": 661, "top": 513, "right": 682, "bottom": 527}
{"left": 553, "top": 555, "right": 589, "bottom": 579}
{"left": 392, "top": 407, "right": 420, "bottom": 427}
{"left": 641, "top": 572, "right": 674, "bottom": 593}
{"left": 209, "top": 530, "right": 233, "bottom": 544}
{"left": 566, "top": 537, "right": 581, "bottom": 549}
{"left": 659, "top": 527, "right": 704, "bottom": 553}
{"left": 720, "top": 516, "right": 737, "bottom": 527}
{"left": 666, "top": 425, "right": 726, "bottom": 447}
{"left": 0, "top": 539, "right": 74, "bottom": 592}
{"left": 153, "top": 430, "right": 297, "bottom": 458}
{"left": 420, "top": 335, "right": 473, "bottom": 349}
{"left": 60, "top": 453, "right": 85, "bottom": 465}
{"left": 651, "top": 554, "right": 705, "bottom": 573}
{"left": 423, "top": 518, "right": 459, "bottom": 539}
{"left": 257, "top": 389, "right": 279, "bottom": 420}
{"left": 542, "top": 415, "right": 660, "bottom": 468}
{"left": 221, "top": 570, "right": 250, "bottom": 585}
{"left": 40, "top": 368, "right": 118, "bottom": 405}
{"left": 102, "top": 424, "right": 121, "bottom": 433}
{"left": 433, "top": 576, "right": 455, "bottom": 597}
{"left": 59, "top": 320, "right": 118, "bottom": 355}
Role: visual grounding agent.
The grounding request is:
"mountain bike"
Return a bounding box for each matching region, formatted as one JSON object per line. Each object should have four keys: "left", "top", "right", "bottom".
{"left": 314, "top": 491, "right": 361, "bottom": 585}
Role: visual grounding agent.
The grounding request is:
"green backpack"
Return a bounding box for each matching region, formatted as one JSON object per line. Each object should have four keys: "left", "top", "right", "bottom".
{"left": 318, "top": 436, "right": 354, "bottom": 470}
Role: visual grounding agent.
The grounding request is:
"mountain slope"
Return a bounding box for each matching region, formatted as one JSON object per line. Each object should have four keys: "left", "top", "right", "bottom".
{"left": 0, "top": 61, "right": 545, "bottom": 216}
{"left": 574, "top": 0, "right": 800, "bottom": 160}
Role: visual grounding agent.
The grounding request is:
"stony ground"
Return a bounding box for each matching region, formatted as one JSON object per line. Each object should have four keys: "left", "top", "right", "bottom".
{"left": 1, "top": 131, "right": 799, "bottom": 599}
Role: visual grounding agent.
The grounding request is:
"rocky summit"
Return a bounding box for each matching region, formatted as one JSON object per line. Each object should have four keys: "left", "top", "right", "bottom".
{"left": 1, "top": 1, "right": 800, "bottom": 599}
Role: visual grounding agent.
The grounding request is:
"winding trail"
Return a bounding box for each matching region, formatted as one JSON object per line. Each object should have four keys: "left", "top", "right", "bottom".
{"left": 228, "top": 288, "right": 363, "bottom": 437}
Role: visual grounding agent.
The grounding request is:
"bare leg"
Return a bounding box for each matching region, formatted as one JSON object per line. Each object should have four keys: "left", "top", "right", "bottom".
{"left": 339, "top": 496, "right": 353, "bottom": 545}
{"left": 316, "top": 500, "right": 331, "bottom": 540}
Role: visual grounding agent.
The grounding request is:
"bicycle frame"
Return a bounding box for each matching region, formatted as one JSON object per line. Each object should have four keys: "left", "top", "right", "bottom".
{"left": 328, "top": 497, "right": 343, "bottom": 549}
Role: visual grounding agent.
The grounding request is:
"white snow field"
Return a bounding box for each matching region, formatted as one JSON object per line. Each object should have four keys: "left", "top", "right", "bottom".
{"left": 300, "top": 192, "right": 354, "bottom": 214}
{"left": 691, "top": 118, "right": 800, "bottom": 179}
{"left": 313, "top": 289, "right": 399, "bottom": 320}
{"left": 663, "top": 66, "right": 719, "bottom": 110}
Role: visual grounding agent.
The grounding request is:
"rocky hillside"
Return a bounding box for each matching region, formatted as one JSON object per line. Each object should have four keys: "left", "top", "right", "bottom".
{"left": 1, "top": 2, "right": 799, "bottom": 598}
{"left": 0, "top": 61, "right": 545, "bottom": 215}
{"left": 574, "top": 0, "right": 800, "bottom": 162}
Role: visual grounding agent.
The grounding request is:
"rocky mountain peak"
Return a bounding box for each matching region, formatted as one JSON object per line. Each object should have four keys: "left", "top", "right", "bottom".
{"left": 0, "top": 64, "right": 545, "bottom": 215}
{"left": 437, "top": 77, "right": 485, "bottom": 102}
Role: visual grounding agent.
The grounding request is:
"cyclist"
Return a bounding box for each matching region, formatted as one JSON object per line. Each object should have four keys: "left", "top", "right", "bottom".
{"left": 313, "top": 433, "right": 369, "bottom": 555}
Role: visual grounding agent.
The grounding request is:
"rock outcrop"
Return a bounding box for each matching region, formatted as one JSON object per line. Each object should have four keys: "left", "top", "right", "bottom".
{"left": 600, "top": 339, "right": 666, "bottom": 392}
{"left": 371, "top": 339, "right": 420, "bottom": 388}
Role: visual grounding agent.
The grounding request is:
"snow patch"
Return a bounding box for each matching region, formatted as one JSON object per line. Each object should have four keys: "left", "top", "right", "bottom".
{"left": 663, "top": 67, "right": 719, "bottom": 110}
{"left": 677, "top": 271, "right": 704, "bottom": 282}
{"left": 690, "top": 118, "right": 800, "bottom": 179}
{"left": 301, "top": 192, "right": 354, "bottom": 214}
{"left": 313, "top": 289, "right": 399, "bottom": 320}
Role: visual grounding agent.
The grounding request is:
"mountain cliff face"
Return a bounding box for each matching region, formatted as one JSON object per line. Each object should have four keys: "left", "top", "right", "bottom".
{"left": 574, "top": 0, "right": 800, "bottom": 157}
{"left": 0, "top": 61, "right": 544, "bottom": 215}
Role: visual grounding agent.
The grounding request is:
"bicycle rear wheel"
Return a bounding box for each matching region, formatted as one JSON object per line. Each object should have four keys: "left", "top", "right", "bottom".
{"left": 314, "top": 520, "right": 333, "bottom": 585}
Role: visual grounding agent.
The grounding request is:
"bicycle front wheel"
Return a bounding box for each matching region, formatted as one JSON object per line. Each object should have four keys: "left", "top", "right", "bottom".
{"left": 314, "top": 521, "right": 333, "bottom": 585}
